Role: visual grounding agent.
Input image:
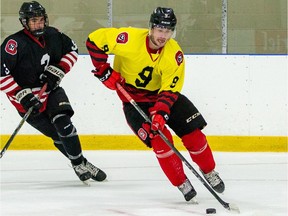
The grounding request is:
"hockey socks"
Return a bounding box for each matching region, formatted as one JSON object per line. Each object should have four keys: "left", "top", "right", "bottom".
{"left": 151, "top": 127, "right": 186, "bottom": 186}
{"left": 181, "top": 129, "right": 215, "bottom": 173}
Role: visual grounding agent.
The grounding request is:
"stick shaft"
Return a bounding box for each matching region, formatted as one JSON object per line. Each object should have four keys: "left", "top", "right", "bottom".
{"left": 116, "top": 83, "right": 232, "bottom": 210}
{"left": 0, "top": 84, "right": 47, "bottom": 158}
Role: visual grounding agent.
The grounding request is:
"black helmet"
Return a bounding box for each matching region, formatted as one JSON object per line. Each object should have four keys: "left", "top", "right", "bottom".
{"left": 149, "top": 7, "right": 177, "bottom": 31}
{"left": 19, "top": 1, "right": 49, "bottom": 36}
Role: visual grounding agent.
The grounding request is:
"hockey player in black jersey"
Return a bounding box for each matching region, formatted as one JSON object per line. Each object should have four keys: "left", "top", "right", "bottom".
{"left": 0, "top": 1, "right": 106, "bottom": 183}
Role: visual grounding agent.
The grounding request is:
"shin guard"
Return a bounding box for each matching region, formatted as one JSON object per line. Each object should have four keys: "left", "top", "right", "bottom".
{"left": 53, "top": 140, "right": 68, "bottom": 157}
{"left": 151, "top": 127, "right": 186, "bottom": 186}
{"left": 52, "top": 114, "right": 83, "bottom": 165}
{"left": 181, "top": 129, "right": 215, "bottom": 173}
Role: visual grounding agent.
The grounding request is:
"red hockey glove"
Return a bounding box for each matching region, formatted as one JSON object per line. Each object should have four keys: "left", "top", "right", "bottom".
{"left": 16, "top": 88, "right": 42, "bottom": 113}
{"left": 149, "top": 104, "right": 170, "bottom": 136}
{"left": 92, "top": 63, "right": 124, "bottom": 90}
{"left": 40, "top": 65, "right": 65, "bottom": 91}
{"left": 151, "top": 114, "right": 166, "bottom": 133}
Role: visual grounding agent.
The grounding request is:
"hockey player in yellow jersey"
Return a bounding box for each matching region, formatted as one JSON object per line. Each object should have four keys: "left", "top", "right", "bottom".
{"left": 86, "top": 7, "right": 225, "bottom": 202}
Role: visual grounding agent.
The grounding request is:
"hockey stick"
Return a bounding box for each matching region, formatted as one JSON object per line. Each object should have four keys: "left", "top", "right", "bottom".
{"left": 116, "top": 83, "right": 240, "bottom": 213}
{"left": 0, "top": 83, "right": 47, "bottom": 159}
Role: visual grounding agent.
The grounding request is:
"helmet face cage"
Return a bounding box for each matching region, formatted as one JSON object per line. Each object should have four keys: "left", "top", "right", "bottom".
{"left": 149, "top": 7, "right": 177, "bottom": 31}
{"left": 19, "top": 1, "right": 49, "bottom": 36}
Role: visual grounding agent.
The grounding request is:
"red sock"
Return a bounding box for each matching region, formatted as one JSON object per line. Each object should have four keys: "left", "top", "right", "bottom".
{"left": 182, "top": 129, "right": 215, "bottom": 173}
{"left": 151, "top": 128, "right": 186, "bottom": 186}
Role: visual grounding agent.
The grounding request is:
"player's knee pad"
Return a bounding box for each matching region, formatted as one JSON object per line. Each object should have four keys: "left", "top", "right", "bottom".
{"left": 151, "top": 127, "right": 174, "bottom": 158}
{"left": 52, "top": 114, "right": 77, "bottom": 138}
{"left": 181, "top": 129, "right": 208, "bottom": 155}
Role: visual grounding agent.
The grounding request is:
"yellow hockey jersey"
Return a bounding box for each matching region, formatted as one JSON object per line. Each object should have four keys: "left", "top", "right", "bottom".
{"left": 87, "top": 27, "right": 185, "bottom": 97}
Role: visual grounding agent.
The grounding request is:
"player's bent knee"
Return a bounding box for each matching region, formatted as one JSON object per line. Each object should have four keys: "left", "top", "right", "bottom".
{"left": 52, "top": 114, "right": 77, "bottom": 137}
{"left": 151, "top": 128, "right": 174, "bottom": 157}
{"left": 181, "top": 129, "right": 208, "bottom": 154}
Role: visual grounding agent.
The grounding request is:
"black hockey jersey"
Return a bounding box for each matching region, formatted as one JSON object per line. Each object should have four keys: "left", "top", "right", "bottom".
{"left": 0, "top": 27, "right": 78, "bottom": 113}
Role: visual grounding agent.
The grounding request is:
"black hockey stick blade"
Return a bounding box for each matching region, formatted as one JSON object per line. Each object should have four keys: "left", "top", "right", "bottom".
{"left": 226, "top": 203, "right": 241, "bottom": 213}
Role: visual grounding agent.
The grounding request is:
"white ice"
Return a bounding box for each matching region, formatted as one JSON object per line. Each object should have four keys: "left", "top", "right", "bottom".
{"left": 0, "top": 150, "right": 287, "bottom": 216}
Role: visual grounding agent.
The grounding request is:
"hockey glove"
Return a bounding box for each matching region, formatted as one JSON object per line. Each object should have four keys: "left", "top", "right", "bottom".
{"left": 16, "top": 88, "right": 42, "bottom": 113}
{"left": 149, "top": 104, "right": 170, "bottom": 136}
{"left": 150, "top": 114, "right": 166, "bottom": 134}
{"left": 92, "top": 63, "right": 124, "bottom": 90}
{"left": 40, "top": 65, "right": 65, "bottom": 91}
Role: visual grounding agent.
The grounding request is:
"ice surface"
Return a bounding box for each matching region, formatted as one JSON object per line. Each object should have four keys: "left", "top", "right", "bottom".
{"left": 1, "top": 151, "right": 287, "bottom": 216}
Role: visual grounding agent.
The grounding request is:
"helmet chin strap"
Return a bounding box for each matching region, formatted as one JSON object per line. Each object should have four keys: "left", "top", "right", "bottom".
{"left": 171, "top": 29, "right": 176, "bottom": 39}
{"left": 31, "top": 28, "right": 45, "bottom": 37}
{"left": 21, "top": 18, "right": 46, "bottom": 37}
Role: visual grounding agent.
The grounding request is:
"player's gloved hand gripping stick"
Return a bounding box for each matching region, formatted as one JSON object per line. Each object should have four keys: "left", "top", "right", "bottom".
{"left": 0, "top": 83, "right": 47, "bottom": 159}
{"left": 116, "top": 82, "right": 240, "bottom": 213}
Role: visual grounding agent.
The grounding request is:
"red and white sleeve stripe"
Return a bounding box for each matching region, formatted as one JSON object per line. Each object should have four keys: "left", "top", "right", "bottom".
{"left": 0, "top": 75, "right": 21, "bottom": 95}
{"left": 58, "top": 51, "right": 78, "bottom": 73}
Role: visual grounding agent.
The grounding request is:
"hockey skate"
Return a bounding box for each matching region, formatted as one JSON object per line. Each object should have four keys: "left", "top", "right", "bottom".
{"left": 84, "top": 159, "right": 107, "bottom": 181}
{"left": 202, "top": 170, "right": 225, "bottom": 193}
{"left": 177, "top": 178, "right": 197, "bottom": 202}
{"left": 72, "top": 160, "right": 92, "bottom": 182}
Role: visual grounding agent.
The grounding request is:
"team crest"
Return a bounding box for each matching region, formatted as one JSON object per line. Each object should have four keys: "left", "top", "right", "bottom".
{"left": 137, "top": 128, "right": 148, "bottom": 141}
{"left": 5, "top": 39, "right": 18, "bottom": 55}
{"left": 116, "top": 32, "right": 128, "bottom": 44}
{"left": 175, "top": 51, "right": 183, "bottom": 66}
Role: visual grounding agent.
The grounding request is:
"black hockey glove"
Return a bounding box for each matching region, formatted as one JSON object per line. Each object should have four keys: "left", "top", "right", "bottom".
{"left": 40, "top": 65, "right": 65, "bottom": 91}
{"left": 16, "top": 88, "right": 42, "bottom": 113}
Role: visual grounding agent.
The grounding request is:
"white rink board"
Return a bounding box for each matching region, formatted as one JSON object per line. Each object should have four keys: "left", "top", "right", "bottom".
{"left": 0, "top": 55, "right": 287, "bottom": 136}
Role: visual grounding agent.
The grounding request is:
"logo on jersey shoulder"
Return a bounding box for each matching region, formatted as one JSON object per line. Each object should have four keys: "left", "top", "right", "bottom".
{"left": 116, "top": 32, "right": 128, "bottom": 44}
{"left": 175, "top": 51, "right": 183, "bottom": 66}
{"left": 5, "top": 39, "right": 18, "bottom": 55}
